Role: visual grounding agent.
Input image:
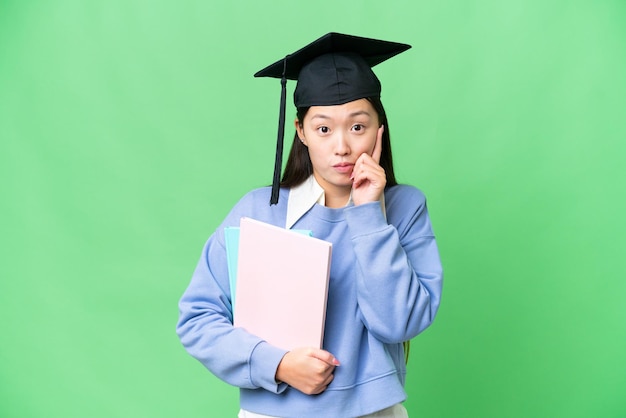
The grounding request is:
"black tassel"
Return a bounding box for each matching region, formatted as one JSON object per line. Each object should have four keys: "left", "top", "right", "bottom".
{"left": 270, "top": 56, "right": 288, "bottom": 205}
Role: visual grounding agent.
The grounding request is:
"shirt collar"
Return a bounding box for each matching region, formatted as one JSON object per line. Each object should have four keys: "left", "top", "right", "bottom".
{"left": 285, "top": 175, "right": 386, "bottom": 229}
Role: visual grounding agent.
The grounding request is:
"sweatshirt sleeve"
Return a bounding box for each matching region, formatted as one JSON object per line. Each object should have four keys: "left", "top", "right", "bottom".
{"left": 344, "top": 187, "right": 443, "bottom": 343}
{"left": 176, "top": 228, "right": 289, "bottom": 393}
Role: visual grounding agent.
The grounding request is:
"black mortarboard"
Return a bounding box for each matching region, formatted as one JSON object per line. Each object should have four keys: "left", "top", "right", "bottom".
{"left": 255, "top": 32, "right": 411, "bottom": 205}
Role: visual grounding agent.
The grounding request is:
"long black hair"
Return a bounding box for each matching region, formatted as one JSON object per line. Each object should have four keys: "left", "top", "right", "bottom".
{"left": 280, "top": 97, "right": 397, "bottom": 188}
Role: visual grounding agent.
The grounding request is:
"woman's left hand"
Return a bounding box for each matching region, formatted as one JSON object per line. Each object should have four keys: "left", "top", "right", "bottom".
{"left": 351, "top": 125, "right": 386, "bottom": 206}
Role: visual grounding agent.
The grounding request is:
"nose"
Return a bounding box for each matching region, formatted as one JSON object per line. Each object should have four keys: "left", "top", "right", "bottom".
{"left": 334, "top": 132, "right": 350, "bottom": 156}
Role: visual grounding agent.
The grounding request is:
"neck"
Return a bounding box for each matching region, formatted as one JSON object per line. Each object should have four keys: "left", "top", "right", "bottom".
{"left": 311, "top": 173, "right": 351, "bottom": 208}
{"left": 324, "top": 189, "right": 351, "bottom": 208}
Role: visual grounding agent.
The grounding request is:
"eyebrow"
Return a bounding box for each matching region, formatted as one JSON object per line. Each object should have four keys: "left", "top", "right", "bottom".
{"left": 309, "top": 114, "right": 331, "bottom": 121}
{"left": 309, "top": 110, "right": 372, "bottom": 121}
{"left": 348, "top": 110, "right": 372, "bottom": 118}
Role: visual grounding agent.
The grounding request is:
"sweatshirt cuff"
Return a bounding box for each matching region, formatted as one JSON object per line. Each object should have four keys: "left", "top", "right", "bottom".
{"left": 249, "top": 341, "right": 289, "bottom": 394}
{"left": 344, "top": 201, "right": 388, "bottom": 237}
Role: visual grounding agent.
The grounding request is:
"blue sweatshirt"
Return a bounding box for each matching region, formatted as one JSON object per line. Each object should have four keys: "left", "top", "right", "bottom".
{"left": 177, "top": 184, "right": 443, "bottom": 417}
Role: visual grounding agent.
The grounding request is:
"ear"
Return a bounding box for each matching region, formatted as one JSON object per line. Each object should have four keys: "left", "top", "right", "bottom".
{"left": 294, "top": 118, "right": 306, "bottom": 145}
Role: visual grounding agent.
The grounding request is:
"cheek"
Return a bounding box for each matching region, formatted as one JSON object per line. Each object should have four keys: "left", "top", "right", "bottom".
{"left": 306, "top": 144, "right": 325, "bottom": 162}
{"left": 358, "top": 134, "right": 377, "bottom": 154}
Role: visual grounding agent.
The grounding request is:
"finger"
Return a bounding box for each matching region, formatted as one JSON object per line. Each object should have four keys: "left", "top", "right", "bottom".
{"left": 319, "top": 372, "right": 335, "bottom": 390}
{"left": 351, "top": 150, "right": 380, "bottom": 180}
{"left": 352, "top": 162, "right": 385, "bottom": 189}
{"left": 309, "top": 348, "right": 340, "bottom": 366}
{"left": 371, "top": 125, "right": 384, "bottom": 164}
{"left": 311, "top": 370, "right": 335, "bottom": 395}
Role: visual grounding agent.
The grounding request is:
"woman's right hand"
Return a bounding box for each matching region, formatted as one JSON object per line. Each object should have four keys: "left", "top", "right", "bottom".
{"left": 275, "top": 347, "right": 340, "bottom": 395}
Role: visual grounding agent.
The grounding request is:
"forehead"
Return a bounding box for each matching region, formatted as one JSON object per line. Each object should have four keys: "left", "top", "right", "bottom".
{"left": 305, "top": 98, "right": 378, "bottom": 121}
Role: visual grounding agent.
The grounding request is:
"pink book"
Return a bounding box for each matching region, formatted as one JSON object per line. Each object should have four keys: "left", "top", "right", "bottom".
{"left": 233, "top": 217, "right": 332, "bottom": 350}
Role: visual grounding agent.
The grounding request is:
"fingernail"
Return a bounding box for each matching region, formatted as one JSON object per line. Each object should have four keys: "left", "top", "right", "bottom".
{"left": 332, "top": 358, "right": 340, "bottom": 366}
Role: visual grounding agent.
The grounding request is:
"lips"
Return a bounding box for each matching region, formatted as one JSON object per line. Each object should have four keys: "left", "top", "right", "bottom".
{"left": 333, "top": 162, "right": 354, "bottom": 174}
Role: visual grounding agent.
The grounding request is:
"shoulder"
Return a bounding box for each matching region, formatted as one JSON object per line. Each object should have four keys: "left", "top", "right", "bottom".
{"left": 384, "top": 184, "right": 427, "bottom": 210}
{"left": 222, "top": 186, "right": 289, "bottom": 227}
{"left": 384, "top": 184, "right": 434, "bottom": 238}
{"left": 236, "top": 187, "right": 274, "bottom": 207}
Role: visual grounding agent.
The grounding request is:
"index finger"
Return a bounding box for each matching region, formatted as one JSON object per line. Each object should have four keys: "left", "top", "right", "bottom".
{"left": 371, "top": 125, "right": 384, "bottom": 164}
{"left": 308, "top": 348, "right": 341, "bottom": 366}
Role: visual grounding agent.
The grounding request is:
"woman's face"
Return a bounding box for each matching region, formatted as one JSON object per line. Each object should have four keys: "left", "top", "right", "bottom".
{"left": 296, "top": 98, "right": 382, "bottom": 201}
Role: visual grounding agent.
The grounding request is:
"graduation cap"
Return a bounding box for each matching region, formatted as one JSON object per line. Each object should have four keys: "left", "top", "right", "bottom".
{"left": 255, "top": 32, "right": 411, "bottom": 205}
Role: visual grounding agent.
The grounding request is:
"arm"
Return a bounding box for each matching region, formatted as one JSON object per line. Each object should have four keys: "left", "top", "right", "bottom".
{"left": 176, "top": 231, "right": 289, "bottom": 393}
{"left": 177, "top": 217, "right": 341, "bottom": 395}
{"left": 344, "top": 189, "right": 443, "bottom": 343}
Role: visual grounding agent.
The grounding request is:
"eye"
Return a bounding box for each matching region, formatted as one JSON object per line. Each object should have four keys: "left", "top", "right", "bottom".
{"left": 317, "top": 126, "right": 330, "bottom": 134}
{"left": 351, "top": 124, "right": 365, "bottom": 132}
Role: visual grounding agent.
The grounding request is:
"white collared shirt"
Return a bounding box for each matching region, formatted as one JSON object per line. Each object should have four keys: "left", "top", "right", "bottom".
{"left": 285, "top": 175, "right": 386, "bottom": 229}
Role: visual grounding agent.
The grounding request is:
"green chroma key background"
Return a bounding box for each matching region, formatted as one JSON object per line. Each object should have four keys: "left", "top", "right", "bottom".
{"left": 1, "top": 1, "right": 624, "bottom": 416}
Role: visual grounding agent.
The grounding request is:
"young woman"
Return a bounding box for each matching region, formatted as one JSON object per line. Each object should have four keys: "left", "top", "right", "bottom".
{"left": 177, "top": 33, "right": 443, "bottom": 418}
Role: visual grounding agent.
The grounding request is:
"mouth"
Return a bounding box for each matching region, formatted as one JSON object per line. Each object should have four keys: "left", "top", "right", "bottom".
{"left": 333, "top": 162, "right": 354, "bottom": 174}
